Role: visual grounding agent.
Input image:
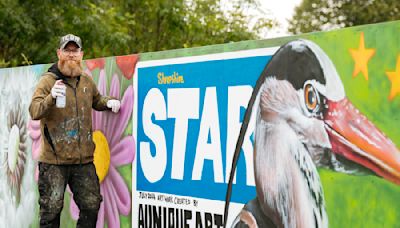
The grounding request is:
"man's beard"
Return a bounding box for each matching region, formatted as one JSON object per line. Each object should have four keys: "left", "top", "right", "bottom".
{"left": 58, "top": 59, "right": 82, "bottom": 77}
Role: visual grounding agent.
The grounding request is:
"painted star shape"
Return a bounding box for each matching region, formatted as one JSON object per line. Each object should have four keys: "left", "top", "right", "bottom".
{"left": 385, "top": 55, "right": 400, "bottom": 100}
{"left": 349, "top": 32, "right": 376, "bottom": 81}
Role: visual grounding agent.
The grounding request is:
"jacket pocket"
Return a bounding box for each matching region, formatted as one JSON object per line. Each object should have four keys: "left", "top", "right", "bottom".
{"left": 44, "top": 124, "right": 58, "bottom": 163}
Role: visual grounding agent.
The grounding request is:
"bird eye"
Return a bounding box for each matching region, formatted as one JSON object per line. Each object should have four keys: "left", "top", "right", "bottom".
{"left": 304, "top": 83, "right": 319, "bottom": 112}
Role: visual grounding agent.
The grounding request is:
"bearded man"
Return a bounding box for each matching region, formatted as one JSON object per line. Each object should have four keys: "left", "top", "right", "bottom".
{"left": 29, "top": 34, "right": 121, "bottom": 228}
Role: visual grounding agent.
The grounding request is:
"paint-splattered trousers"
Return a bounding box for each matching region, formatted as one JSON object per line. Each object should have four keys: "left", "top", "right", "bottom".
{"left": 38, "top": 162, "right": 102, "bottom": 228}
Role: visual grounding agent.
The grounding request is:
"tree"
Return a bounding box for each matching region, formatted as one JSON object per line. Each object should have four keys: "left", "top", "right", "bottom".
{"left": 0, "top": 0, "right": 275, "bottom": 68}
{"left": 288, "top": 0, "right": 400, "bottom": 34}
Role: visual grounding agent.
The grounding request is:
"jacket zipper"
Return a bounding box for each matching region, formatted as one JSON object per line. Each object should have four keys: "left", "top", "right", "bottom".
{"left": 73, "top": 87, "right": 82, "bottom": 165}
{"left": 44, "top": 124, "right": 59, "bottom": 164}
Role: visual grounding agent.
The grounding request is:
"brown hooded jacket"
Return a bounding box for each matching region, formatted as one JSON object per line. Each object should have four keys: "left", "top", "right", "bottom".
{"left": 29, "top": 64, "right": 114, "bottom": 164}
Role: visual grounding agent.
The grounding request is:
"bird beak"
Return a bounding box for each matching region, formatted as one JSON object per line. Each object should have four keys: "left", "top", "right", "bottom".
{"left": 324, "top": 98, "right": 400, "bottom": 185}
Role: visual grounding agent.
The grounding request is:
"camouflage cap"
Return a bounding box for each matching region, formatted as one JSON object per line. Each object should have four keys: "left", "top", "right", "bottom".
{"left": 59, "top": 34, "right": 82, "bottom": 49}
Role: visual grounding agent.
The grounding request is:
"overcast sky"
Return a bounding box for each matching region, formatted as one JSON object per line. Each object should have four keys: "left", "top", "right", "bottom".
{"left": 260, "top": 0, "right": 303, "bottom": 38}
{"left": 221, "top": 0, "right": 303, "bottom": 39}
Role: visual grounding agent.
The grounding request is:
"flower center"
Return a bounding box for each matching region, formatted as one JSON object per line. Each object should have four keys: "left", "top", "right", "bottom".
{"left": 7, "top": 125, "right": 20, "bottom": 172}
{"left": 93, "top": 131, "right": 111, "bottom": 183}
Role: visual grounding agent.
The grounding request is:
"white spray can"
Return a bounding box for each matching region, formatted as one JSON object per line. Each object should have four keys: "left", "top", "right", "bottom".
{"left": 56, "top": 82, "right": 66, "bottom": 108}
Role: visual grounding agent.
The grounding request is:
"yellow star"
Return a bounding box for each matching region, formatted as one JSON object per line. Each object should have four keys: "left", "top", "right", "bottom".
{"left": 386, "top": 55, "right": 400, "bottom": 100}
{"left": 349, "top": 32, "right": 376, "bottom": 81}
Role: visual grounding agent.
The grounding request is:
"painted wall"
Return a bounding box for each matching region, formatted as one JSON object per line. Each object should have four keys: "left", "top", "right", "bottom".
{"left": 134, "top": 21, "right": 400, "bottom": 228}
{"left": 0, "top": 20, "right": 399, "bottom": 227}
{"left": 0, "top": 56, "right": 137, "bottom": 227}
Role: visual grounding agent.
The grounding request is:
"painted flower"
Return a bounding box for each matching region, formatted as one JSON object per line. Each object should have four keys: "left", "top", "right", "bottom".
{"left": 1, "top": 101, "right": 37, "bottom": 227}
{"left": 3, "top": 101, "right": 27, "bottom": 204}
{"left": 0, "top": 67, "right": 38, "bottom": 227}
{"left": 69, "top": 69, "right": 135, "bottom": 228}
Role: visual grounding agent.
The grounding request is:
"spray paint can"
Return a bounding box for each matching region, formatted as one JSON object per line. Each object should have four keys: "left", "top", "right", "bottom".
{"left": 56, "top": 82, "right": 66, "bottom": 108}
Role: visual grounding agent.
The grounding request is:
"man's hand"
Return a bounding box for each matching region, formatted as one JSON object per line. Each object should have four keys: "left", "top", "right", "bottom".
{"left": 51, "top": 80, "right": 66, "bottom": 99}
{"left": 107, "top": 100, "right": 121, "bottom": 113}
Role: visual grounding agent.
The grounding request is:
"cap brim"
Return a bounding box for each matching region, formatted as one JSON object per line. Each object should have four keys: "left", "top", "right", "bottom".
{"left": 60, "top": 41, "right": 82, "bottom": 49}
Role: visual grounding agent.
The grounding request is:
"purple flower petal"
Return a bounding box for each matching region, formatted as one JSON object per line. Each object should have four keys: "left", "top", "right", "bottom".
{"left": 98, "top": 69, "right": 107, "bottom": 96}
{"left": 108, "top": 166, "right": 131, "bottom": 215}
{"left": 109, "top": 86, "right": 134, "bottom": 146}
{"left": 103, "top": 74, "right": 120, "bottom": 141}
{"left": 32, "top": 140, "right": 41, "bottom": 160}
{"left": 111, "top": 136, "right": 135, "bottom": 166}
{"left": 103, "top": 112, "right": 117, "bottom": 147}
{"left": 28, "top": 120, "right": 42, "bottom": 159}
{"left": 28, "top": 120, "right": 41, "bottom": 137}
{"left": 109, "top": 74, "right": 121, "bottom": 99}
{"left": 104, "top": 74, "right": 122, "bottom": 146}
{"left": 29, "top": 119, "right": 40, "bottom": 127}
{"left": 93, "top": 70, "right": 107, "bottom": 131}
{"left": 29, "top": 129, "right": 41, "bottom": 140}
{"left": 104, "top": 180, "right": 120, "bottom": 228}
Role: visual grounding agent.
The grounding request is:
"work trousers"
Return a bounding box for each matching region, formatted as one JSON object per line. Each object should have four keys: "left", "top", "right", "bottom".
{"left": 38, "top": 162, "right": 102, "bottom": 228}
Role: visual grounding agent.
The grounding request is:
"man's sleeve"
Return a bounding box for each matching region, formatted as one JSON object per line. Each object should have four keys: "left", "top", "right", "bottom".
{"left": 29, "top": 75, "right": 55, "bottom": 120}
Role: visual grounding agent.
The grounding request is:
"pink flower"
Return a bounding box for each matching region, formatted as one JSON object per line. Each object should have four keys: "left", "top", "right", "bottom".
{"left": 28, "top": 120, "right": 41, "bottom": 181}
{"left": 69, "top": 69, "right": 135, "bottom": 228}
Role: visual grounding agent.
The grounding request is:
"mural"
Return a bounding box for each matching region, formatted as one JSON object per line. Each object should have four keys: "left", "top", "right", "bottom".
{"left": 0, "top": 55, "right": 137, "bottom": 227}
{"left": 134, "top": 21, "right": 400, "bottom": 228}
{"left": 0, "top": 21, "right": 400, "bottom": 228}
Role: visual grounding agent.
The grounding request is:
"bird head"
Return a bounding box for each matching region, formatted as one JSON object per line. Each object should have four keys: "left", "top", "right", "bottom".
{"left": 259, "top": 40, "right": 400, "bottom": 185}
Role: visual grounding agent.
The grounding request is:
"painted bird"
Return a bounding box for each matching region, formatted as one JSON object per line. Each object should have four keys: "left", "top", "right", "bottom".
{"left": 224, "top": 40, "right": 400, "bottom": 228}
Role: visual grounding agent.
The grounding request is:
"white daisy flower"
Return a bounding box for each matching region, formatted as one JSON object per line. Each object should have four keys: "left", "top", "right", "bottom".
{"left": 0, "top": 66, "right": 40, "bottom": 227}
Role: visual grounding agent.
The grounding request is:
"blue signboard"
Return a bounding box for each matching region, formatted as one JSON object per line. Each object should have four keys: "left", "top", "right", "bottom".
{"left": 136, "top": 52, "right": 274, "bottom": 204}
